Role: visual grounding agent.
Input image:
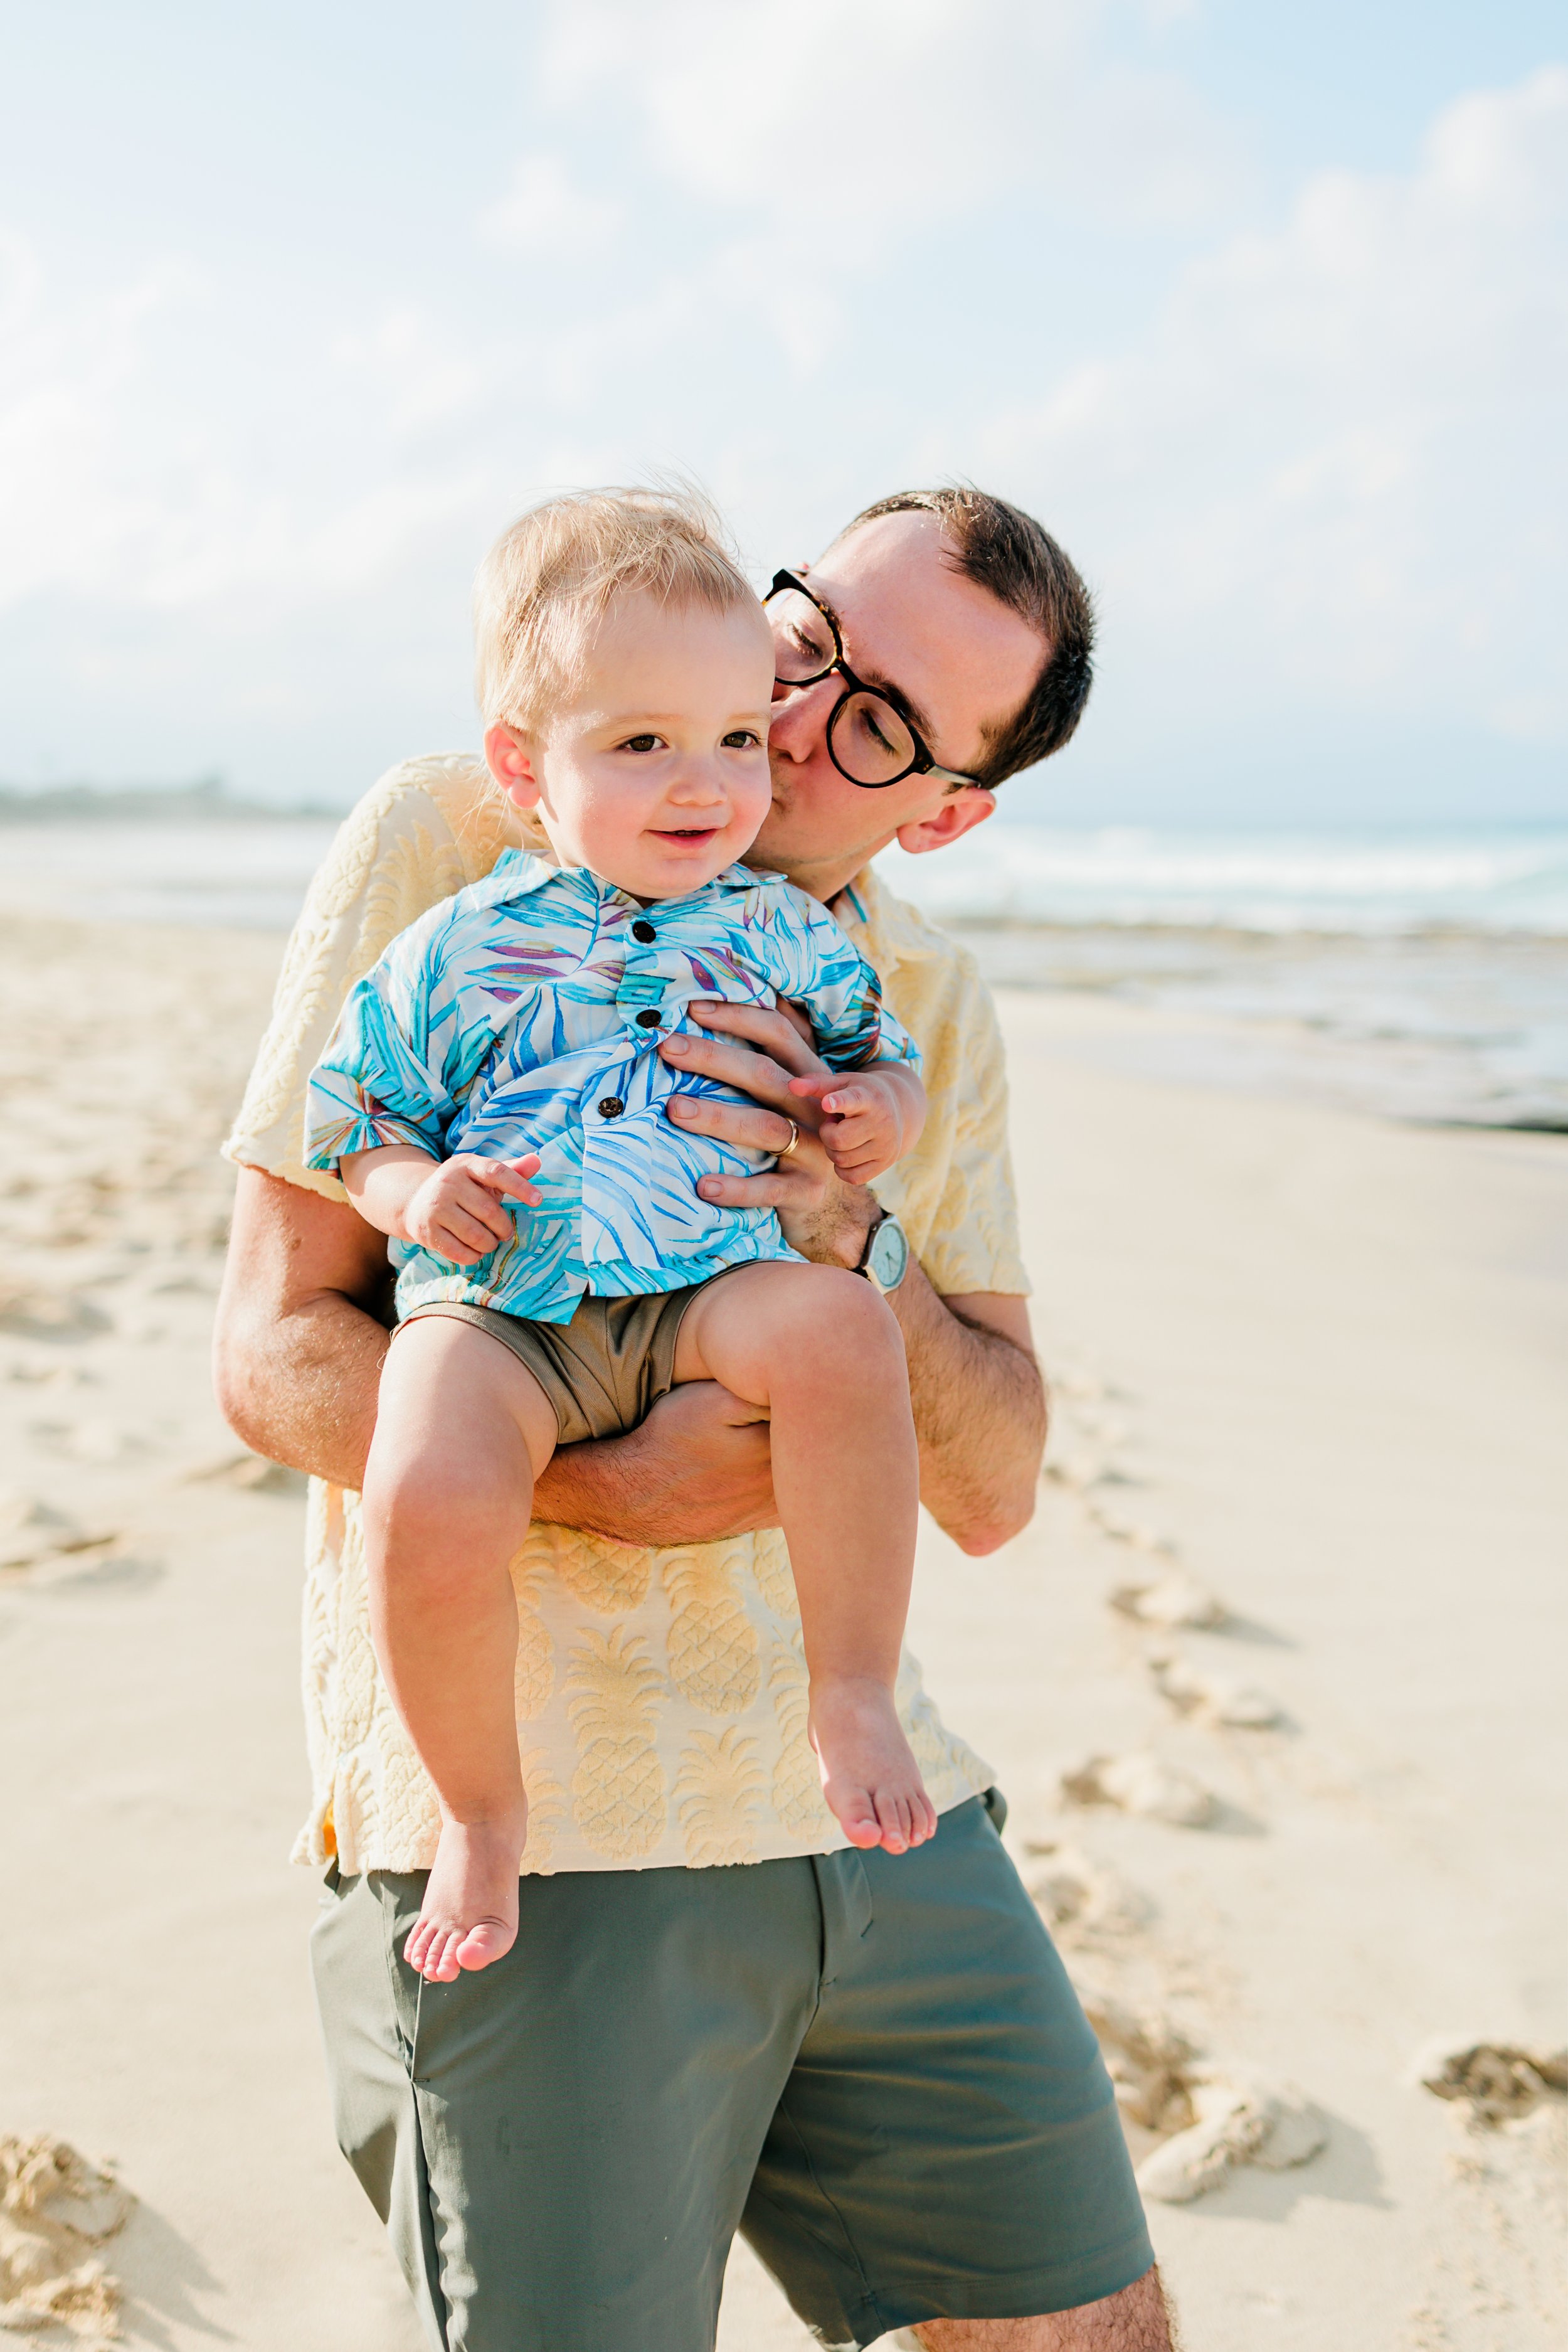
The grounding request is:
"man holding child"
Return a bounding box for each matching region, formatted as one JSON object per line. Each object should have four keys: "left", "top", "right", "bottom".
{"left": 215, "top": 486, "right": 1176, "bottom": 2350}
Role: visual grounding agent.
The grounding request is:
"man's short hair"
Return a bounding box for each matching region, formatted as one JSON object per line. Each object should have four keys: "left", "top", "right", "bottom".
{"left": 475, "top": 486, "right": 757, "bottom": 733}
{"left": 844, "top": 488, "right": 1095, "bottom": 787}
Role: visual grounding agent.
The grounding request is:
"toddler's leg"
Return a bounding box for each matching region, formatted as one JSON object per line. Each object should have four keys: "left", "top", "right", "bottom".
{"left": 674, "top": 1262, "right": 936, "bottom": 1854}
{"left": 363, "top": 1317, "right": 559, "bottom": 1982}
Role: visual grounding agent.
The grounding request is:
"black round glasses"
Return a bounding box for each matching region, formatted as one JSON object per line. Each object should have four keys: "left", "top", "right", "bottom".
{"left": 763, "top": 570, "right": 982, "bottom": 792}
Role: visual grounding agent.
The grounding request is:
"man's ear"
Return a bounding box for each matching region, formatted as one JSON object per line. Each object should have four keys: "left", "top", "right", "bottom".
{"left": 893, "top": 786, "right": 995, "bottom": 859}
{"left": 484, "top": 723, "right": 541, "bottom": 811}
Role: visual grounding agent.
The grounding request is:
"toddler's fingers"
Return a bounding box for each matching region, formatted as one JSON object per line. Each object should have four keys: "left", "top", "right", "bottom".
{"left": 822, "top": 1109, "right": 885, "bottom": 1149}
{"left": 487, "top": 1153, "right": 543, "bottom": 1199}
{"left": 787, "top": 1073, "right": 835, "bottom": 1103}
{"left": 434, "top": 1204, "right": 506, "bottom": 1260}
{"left": 451, "top": 1179, "right": 519, "bottom": 1243}
{"left": 818, "top": 1081, "right": 877, "bottom": 1119}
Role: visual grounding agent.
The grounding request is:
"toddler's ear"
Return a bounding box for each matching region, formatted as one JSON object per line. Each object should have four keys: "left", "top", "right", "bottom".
{"left": 484, "top": 723, "right": 542, "bottom": 810}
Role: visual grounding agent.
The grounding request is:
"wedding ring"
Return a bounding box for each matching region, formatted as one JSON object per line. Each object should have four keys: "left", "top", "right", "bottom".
{"left": 778, "top": 1119, "right": 800, "bottom": 1159}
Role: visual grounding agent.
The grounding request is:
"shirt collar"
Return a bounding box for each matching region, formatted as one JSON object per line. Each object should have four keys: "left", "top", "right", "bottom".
{"left": 834, "top": 864, "right": 942, "bottom": 979}
{"left": 495, "top": 854, "right": 788, "bottom": 912}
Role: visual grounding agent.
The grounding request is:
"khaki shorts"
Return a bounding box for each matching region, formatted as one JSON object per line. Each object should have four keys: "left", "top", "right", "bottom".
{"left": 311, "top": 1793, "right": 1155, "bottom": 2350}
{"left": 399, "top": 1285, "right": 707, "bottom": 1447}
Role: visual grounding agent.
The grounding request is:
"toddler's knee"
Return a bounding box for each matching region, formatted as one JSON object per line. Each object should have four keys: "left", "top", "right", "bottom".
{"left": 368, "top": 1456, "right": 506, "bottom": 1562}
{"left": 781, "top": 1261, "right": 904, "bottom": 1364}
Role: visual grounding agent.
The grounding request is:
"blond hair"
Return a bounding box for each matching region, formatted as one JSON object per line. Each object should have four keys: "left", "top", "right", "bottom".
{"left": 474, "top": 486, "right": 759, "bottom": 731}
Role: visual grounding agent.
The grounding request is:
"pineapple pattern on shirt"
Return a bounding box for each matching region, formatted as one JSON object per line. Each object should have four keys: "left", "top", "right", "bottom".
{"left": 304, "top": 851, "right": 918, "bottom": 1326}
{"left": 225, "top": 753, "right": 1027, "bottom": 1876}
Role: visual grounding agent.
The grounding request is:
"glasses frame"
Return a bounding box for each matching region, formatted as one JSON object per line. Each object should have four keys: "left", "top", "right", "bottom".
{"left": 763, "top": 570, "right": 982, "bottom": 793}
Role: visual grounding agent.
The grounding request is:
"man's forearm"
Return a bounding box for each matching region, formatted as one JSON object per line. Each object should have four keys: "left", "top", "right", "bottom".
{"left": 889, "top": 1263, "right": 1046, "bottom": 1555}
{"left": 213, "top": 1169, "right": 391, "bottom": 1491}
{"left": 217, "top": 1284, "right": 388, "bottom": 1489}
{"left": 532, "top": 1381, "right": 779, "bottom": 1548}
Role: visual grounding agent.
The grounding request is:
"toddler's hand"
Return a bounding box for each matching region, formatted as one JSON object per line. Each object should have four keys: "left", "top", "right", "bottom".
{"left": 403, "top": 1154, "right": 542, "bottom": 1264}
{"left": 788, "top": 1070, "right": 921, "bottom": 1187}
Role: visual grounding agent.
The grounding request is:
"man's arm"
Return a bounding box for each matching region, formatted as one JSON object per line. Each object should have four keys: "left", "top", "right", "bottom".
{"left": 214, "top": 1166, "right": 781, "bottom": 1542}
{"left": 891, "top": 1275, "right": 1046, "bottom": 1556}
{"left": 213, "top": 1169, "right": 392, "bottom": 1490}
{"left": 664, "top": 1004, "right": 1046, "bottom": 1555}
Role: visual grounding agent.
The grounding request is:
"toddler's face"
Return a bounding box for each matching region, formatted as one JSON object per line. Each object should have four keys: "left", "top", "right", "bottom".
{"left": 487, "top": 594, "right": 775, "bottom": 901}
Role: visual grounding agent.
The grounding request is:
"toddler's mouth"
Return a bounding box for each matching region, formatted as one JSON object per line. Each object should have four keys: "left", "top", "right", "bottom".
{"left": 651, "top": 826, "right": 720, "bottom": 843}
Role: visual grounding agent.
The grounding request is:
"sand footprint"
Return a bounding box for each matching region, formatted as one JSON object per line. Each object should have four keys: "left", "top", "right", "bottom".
{"left": 1110, "top": 1568, "right": 1229, "bottom": 1631}
{"left": 0, "top": 1490, "right": 116, "bottom": 1573}
{"left": 1073, "top": 1988, "right": 1327, "bottom": 2204}
{"left": 1147, "top": 1647, "right": 1282, "bottom": 1729}
{"left": 0, "top": 2134, "right": 133, "bottom": 2343}
{"left": 1023, "top": 1841, "right": 1155, "bottom": 1939}
{"left": 1135, "top": 2070, "right": 1328, "bottom": 2203}
{"left": 1409, "top": 2036, "right": 1568, "bottom": 2124}
{"left": 184, "top": 1450, "right": 308, "bottom": 1496}
{"left": 1059, "top": 1750, "right": 1217, "bottom": 1829}
{"left": 28, "top": 1419, "right": 152, "bottom": 1467}
{"left": 0, "top": 1284, "right": 110, "bottom": 1342}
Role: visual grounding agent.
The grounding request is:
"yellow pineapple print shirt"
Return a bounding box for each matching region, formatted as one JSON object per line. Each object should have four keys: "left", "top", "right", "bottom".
{"left": 225, "top": 755, "right": 1029, "bottom": 1875}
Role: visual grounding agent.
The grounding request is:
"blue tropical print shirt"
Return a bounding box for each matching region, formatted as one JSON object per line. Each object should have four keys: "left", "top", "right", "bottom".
{"left": 304, "top": 851, "right": 920, "bottom": 1325}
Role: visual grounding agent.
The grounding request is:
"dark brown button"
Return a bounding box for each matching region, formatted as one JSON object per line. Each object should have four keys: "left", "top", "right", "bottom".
{"left": 636, "top": 1008, "right": 662, "bottom": 1029}
{"left": 632, "top": 920, "right": 656, "bottom": 943}
{"left": 597, "top": 1095, "right": 625, "bottom": 1119}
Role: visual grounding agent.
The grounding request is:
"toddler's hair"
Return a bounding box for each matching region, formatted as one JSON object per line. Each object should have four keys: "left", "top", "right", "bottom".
{"left": 475, "top": 486, "right": 758, "bottom": 732}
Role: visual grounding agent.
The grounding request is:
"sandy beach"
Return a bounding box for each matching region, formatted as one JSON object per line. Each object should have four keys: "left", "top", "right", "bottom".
{"left": 3, "top": 911, "right": 1564, "bottom": 2351}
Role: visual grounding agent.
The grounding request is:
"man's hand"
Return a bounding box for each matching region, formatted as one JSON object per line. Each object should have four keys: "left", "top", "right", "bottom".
{"left": 659, "top": 1001, "right": 880, "bottom": 1270}
{"left": 788, "top": 1062, "right": 926, "bottom": 1187}
{"left": 532, "top": 1380, "right": 778, "bottom": 1546}
{"left": 657, "top": 999, "right": 1046, "bottom": 1554}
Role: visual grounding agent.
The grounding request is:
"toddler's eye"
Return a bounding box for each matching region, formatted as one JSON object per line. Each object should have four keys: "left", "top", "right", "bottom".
{"left": 621, "top": 733, "right": 662, "bottom": 753}
{"left": 721, "top": 729, "right": 762, "bottom": 749}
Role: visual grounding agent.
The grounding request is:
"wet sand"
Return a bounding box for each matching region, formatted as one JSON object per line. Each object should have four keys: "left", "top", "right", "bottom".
{"left": 2, "top": 918, "right": 1563, "bottom": 2349}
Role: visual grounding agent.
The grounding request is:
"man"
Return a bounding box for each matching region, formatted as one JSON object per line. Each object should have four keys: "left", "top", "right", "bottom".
{"left": 215, "top": 487, "right": 1177, "bottom": 2351}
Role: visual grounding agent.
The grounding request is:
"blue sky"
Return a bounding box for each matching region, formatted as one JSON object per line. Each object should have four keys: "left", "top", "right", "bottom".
{"left": 1, "top": 1, "right": 1564, "bottom": 822}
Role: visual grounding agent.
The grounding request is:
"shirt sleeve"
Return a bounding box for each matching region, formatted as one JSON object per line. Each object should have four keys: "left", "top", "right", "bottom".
{"left": 222, "top": 756, "right": 511, "bottom": 1202}
{"left": 773, "top": 890, "right": 923, "bottom": 1074}
{"left": 914, "top": 987, "right": 1030, "bottom": 1297}
{"left": 869, "top": 933, "right": 1031, "bottom": 1299}
{"left": 303, "top": 898, "right": 495, "bottom": 1172}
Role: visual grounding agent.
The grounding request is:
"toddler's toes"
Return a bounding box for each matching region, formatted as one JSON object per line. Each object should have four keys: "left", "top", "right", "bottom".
{"left": 423, "top": 1928, "right": 463, "bottom": 1982}
{"left": 836, "top": 1786, "right": 883, "bottom": 1849}
{"left": 404, "top": 1917, "right": 436, "bottom": 1974}
{"left": 874, "top": 1790, "right": 912, "bottom": 1854}
{"left": 453, "top": 1917, "right": 515, "bottom": 1972}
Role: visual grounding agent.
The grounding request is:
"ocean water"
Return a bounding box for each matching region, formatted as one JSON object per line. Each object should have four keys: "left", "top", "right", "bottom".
{"left": 874, "top": 824, "right": 1568, "bottom": 937}
{"left": 3, "top": 817, "right": 1565, "bottom": 1131}
{"left": 879, "top": 827, "right": 1568, "bottom": 1132}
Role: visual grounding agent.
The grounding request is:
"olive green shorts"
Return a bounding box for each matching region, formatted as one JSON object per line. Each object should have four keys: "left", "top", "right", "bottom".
{"left": 399, "top": 1286, "right": 704, "bottom": 1447}
{"left": 310, "top": 1794, "right": 1153, "bottom": 2351}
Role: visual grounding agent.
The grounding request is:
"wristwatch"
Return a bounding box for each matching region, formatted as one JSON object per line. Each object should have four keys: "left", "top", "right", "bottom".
{"left": 856, "top": 1207, "right": 909, "bottom": 1295}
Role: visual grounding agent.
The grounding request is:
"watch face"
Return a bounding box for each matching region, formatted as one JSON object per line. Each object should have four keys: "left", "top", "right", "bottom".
{"left": 869, "top": 1216, "right": 909, "bottom": 1290}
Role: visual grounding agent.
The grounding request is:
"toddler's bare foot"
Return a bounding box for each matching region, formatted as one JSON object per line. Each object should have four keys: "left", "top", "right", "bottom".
{"left": 403, "top": 1811, "right": 527, "bottom": 1981}
{"left": 810, "top": 1676, "right": 938, "bottom": 1856}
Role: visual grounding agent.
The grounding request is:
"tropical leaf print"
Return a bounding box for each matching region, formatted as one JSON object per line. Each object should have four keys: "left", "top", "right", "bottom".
{"left": 304, "top": 853, "right": 919, "bottom": 1326}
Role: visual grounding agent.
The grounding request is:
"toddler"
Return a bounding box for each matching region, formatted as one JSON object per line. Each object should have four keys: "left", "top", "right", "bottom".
{"left": 306, "top": 489, "right": 935, "bottom": 1982}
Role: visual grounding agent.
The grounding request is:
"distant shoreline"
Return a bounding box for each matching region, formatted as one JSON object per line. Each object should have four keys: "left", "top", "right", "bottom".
{"left": 0, "top": 778, "right": 341, "bottom": 824}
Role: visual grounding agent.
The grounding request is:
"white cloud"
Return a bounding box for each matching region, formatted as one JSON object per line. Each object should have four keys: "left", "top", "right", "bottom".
{"left": 538, "top": 0, "right": 1245, "bottom": 243}
{"left": 0, "top": 242, "right": 487, "bottom": 619}
{"left": 1, "top": 13, "right": 1561, "bottom": 814}
{"left": 982, "top": 67, "right": 1568, "bottom": 746}
{"left": 477, "top": 154, "right": 623, "bottom": 255}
